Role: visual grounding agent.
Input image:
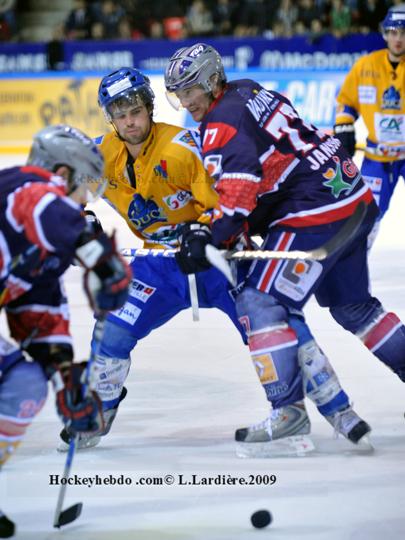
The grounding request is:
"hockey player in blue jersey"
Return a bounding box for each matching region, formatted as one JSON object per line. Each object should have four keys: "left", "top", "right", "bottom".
{"left": 165, "top": 43, "right": 405, "bottom": 452}
{"left": 59, "top": 66, "right": 371, "bottom": 458}
{"left": 0, "top": 125, "right": 131, "bottom": 537}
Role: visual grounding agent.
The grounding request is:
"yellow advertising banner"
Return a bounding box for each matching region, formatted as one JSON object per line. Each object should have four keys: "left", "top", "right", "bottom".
{"left": 0, "top": 76, "right": 107, "bottom": 151}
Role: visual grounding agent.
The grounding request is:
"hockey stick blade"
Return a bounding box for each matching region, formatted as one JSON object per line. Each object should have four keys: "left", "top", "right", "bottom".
{"left": 53, "top": 317, "right": 106, "bottom": 529}
{"left": 54, "top": 503, "right": 83, "bottom": 528}
{"left": 205, "top": 202, "right": 367, "bottom": 285}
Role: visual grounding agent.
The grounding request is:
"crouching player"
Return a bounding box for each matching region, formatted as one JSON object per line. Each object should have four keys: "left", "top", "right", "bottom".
{"left": 0, "top": 125, "right": 131, "bottom": 537}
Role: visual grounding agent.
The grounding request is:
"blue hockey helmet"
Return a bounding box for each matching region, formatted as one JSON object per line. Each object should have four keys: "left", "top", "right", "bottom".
{"left": 382, "top": 4, "right": 405, "bottom": 31}
{"left": 98, "top": 67, "right": 155, "bottom": 121}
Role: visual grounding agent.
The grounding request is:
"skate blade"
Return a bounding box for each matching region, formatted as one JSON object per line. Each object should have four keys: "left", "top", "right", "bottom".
{"left": 56, "top": 436, "right": 101, "bottom": 453}
{"left": 236, "top": 435, "right": 315, "bottom": 458}
{"left": 354, "top": 434, "right": 374, "bottom": 453}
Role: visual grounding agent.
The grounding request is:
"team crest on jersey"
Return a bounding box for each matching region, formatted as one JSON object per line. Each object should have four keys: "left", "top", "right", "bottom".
{"left": 153, "top": 160, "right": 168, "bottom": 179}
{"left": 178, "top": 131, "right": 199, "bottom": 148}
{"left": 173, "top": 130, "right": 202, "bottom": 159}
{"left": 322, "top": 156, "right": 352, "bottom": 198}
{"left": 381, "top": 86, "right": 401, "bottom": 110}
{"left": 128, "top": 194, "right": 167, "bottom": 232}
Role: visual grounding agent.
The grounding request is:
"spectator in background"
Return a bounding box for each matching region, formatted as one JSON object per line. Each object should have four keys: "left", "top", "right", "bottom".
{"left": 186, "top": 0, "right": 214, "bottom": 37}
{"left": 297, "top": 0, "right": 320, "bottom": 32}
{"left": 0, "top": 0, "right": 16, "bottom": 41}
{"left": 330, "top": 0, "right": 351, "bottom": 37}
{"left": 234, "top": 0, "right": 275, "bottom": 37}
{"left": 273, "top": 0, "right": 298, "bottom": 37}
{"left": 92, "top": 0, "right": 126, "bottom": 39}
{"left": 357, "top": 0, "right": 388, "bottom": 32}
{"left": 212, "top": 0, "right": 237, "bottom": 36}
{"left": 64, "top": 0, "right": 91, "bottom": 40}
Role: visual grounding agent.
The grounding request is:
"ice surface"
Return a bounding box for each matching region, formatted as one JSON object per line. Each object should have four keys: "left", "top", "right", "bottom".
{"left": 1, "top": 154, "right": 404, "bottom": 539}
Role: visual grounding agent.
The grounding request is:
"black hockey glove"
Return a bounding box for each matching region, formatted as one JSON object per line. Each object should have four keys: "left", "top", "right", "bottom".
{"left": 333, "top": 123, "right": 356, "bottom": 157}
{"left": 84, "top": 209, "right": 104, "bottom": 235}
{"left": 75, "top": 232, "right": 132, "bottom": 314}
{"left": 48, "top": 361, "right": 105, "bottom": 435}
{"left": 176, "top": 222, "right": 212, "bottom": 274}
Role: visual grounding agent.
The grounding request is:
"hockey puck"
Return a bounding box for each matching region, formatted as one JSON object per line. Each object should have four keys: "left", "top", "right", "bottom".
{"left": 251, "top": 509, "right": 272, "bottom": 528}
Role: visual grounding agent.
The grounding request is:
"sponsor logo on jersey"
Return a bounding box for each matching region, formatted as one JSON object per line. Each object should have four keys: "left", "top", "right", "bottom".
{"left": 253, "top": 354, "right": 279, "bottom": 384}
{"left": 322, "top": 156, "right": 352, "bottom": 198}
{"left": 358, "top": 85, "right": 377, "bottom": 104}
{"left": 153, "top": 160, "right": 168, "bottom": 178}
{"left": 128, "top": 193, "right": 167, "bottom": 232}
{"left": 113, "top": 301, "right": 141, "bottom": 325}
{"left": 130, "top": 279, "right": 156, "bottom": 302}
{"left": 163, "top": 190, "right": 192, "bottom": 210}
{"left": 381, "top": 86, "right": 401, "bottom": 110}
{"left": 246, "top": 88, "right": 278, "bottom": 122}
{"left": 203, "top": 154, "right": 222, "bottom": 177}
{"left": 377, "top": 114, "right": 404, "bottom": 139}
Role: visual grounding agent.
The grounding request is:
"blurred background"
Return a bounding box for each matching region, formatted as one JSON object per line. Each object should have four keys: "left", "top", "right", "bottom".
{"left": 0, "top": 0, "right": 394, "bottom": 153}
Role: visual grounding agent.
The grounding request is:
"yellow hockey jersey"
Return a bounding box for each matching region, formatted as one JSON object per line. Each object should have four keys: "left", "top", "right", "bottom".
{"left": 96, "top": 123, "right": 218, "bottom": 248}
{"left": 336, "top": 49, "right": 405, "bottom": 162}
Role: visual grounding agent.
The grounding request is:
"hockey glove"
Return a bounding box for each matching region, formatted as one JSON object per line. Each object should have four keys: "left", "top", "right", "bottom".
{"left": 176, "top": 222, "right": 212, "bottom": 274}
{"left": 84, "top": 209, "right": 104, "bottom": 235}
{"left": 75, "top": 232, "right": 132, "bottom": 314}
{"left": 49, "top": 361, "right": 105, "bottom": 435}
{"left": 333, "top": 123, "right": 356, "bottom": 157}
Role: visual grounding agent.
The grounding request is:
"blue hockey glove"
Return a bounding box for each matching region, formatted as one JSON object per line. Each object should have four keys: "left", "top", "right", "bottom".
{"left": 333, "top": 123, "right": 356, "bottom": 157}
{"left": 176, "top": 222, "right": 212, "bottom": 274}
{"left": 49, "top": 361, "right": 105, "bottom": 434}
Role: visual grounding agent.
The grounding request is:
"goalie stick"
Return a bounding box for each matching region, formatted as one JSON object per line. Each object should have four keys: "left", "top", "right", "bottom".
{"left": 121, "top": 202, "right": 367, "bottom": 286}
{"left": 53, "top": 316, "right": 105, "bottom": 528}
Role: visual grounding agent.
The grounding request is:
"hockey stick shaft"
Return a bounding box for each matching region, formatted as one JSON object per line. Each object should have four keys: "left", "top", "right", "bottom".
{"left": 53, "top": 316, "right": 106, "bottom": 528}
{"left": 121, "top": 201, "right": 366, "bottom": 262}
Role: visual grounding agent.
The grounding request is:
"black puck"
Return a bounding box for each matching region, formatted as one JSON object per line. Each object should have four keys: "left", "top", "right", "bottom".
{"left": 251, "top": 509, "right": 272, "bottom": 529}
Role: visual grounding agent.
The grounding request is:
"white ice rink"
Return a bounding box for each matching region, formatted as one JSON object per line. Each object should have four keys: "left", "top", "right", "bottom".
{"left": 1, "top": 153, "right": 405, "bottom": 539}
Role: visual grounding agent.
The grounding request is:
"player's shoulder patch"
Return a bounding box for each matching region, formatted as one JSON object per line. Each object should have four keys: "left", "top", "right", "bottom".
{"left": 171, "top": 129, "right": 202, "bottom": 160}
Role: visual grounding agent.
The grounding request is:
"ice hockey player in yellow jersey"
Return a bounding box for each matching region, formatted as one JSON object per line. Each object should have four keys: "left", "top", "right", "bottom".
{"left": 58, "top": 67, "right": 371, "bottom": 457}
{"left": 334, "top": 3, "right": 405, "bottom": 244}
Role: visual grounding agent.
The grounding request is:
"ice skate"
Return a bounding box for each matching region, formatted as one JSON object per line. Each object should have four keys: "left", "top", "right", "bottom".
{"left": 0, "top": 511, "right": 15, "bottom": 538}
{"left": 57, "top": 428, "right": 101, "bottom": 452}
{"left": 57, "top": 387, "right": 127, "bottom": 452}
{"left": 325, "top": 405, "right": 373, "bottom": 450}
{"left": 235, "top": 402, "right": 315, "bottom": 458}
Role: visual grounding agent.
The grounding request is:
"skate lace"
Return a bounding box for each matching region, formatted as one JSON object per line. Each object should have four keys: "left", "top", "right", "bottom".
{"left": 330, "top": 406, "right": 357, "bottom": 438}
{"left": 250, "top": 409, "right": 280, "bottom": 434}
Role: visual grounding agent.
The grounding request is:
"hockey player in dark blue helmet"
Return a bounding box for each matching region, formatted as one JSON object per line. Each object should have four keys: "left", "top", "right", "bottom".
{"left": 98, "top": 67, "right": 155, "bottom": 122}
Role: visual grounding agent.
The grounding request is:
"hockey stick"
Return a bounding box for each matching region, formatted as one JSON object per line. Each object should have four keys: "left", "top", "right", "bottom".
{"left": 121, "top": 202, "right": 366, "bottom": 286}
{"left": 205, "top": 201, "right": 367, "bottom": 285}
{"left": 53, "top": 316, "right": 106, "bottom": 528}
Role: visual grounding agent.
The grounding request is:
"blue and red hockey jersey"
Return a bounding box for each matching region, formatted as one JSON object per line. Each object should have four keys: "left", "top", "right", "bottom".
{"left": 198, "top": 79, "right": 376, "bottom": 244}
